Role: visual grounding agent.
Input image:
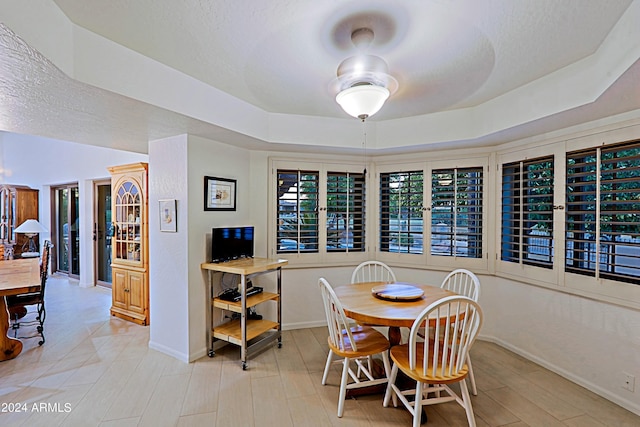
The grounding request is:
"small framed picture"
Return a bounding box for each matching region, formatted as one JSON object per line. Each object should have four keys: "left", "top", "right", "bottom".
{"left": 159, "top": 199, "right": 177, "bottom": 232}
{"left": 204, "top": 176, "right": 236, "bottom": 211}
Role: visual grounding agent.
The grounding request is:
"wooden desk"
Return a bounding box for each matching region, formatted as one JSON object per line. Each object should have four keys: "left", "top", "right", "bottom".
{"left": 0, "top": 258, "right": 40, "bottom": 361}
{"left": 334, "top": 281, "right": 455, "bottom": 346}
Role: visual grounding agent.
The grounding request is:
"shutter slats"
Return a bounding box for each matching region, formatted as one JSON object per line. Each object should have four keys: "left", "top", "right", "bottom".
{"left": 501, "top": 156, "right": 554, "bottom": 267}
{"left": 566, "top": 140, "right": 640, "bottom": 284}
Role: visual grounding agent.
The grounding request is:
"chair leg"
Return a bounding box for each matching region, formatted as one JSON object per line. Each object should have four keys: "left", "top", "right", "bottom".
{"left": 383, "top": 363, "right": 398, "bottom": 407}
{"left": 460, "top": 378, "right": 477, "bottom": 427}
{"left": 467, "top": 355, "right": 477, "bottom": 396}
{"left": 337, "top": 357, "right": 350, "bottom": 417}
{"left": 11, "top": 320, "right": 19, "bottom": 338}
{"left": 381, "top": 350, "right": 391, "bottom": 381}
{"left": 413, "top": 381, "right": 423, "bottom": 427}
{"left": 37, "top": 303, "right": 45, "bottom": 345}
{"left": 322, "top": 350, "right": 333, "bottom": 385}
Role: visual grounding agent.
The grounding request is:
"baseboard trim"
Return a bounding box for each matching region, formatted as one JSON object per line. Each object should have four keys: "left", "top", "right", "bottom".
{"left": 478, "top": 333, "right": 640, "bottom": 417}
{"left": 282, "top": 320, "right": 326, "bottom": 330}
{"left": 148, "top": 340, "right": 190, "bottom": 363}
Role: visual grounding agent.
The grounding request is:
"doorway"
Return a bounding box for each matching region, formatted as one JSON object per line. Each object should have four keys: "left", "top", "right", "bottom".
{"left": 95, "top": 181, "right": 112, "bottom": 288}
{"left": 53, "top": 184, "right": 80, "bottom": 278}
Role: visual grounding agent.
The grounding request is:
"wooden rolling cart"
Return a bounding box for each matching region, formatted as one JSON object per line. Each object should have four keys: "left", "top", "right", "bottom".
{"left": 201, "top": 257, "right": 287, "bottom": 370}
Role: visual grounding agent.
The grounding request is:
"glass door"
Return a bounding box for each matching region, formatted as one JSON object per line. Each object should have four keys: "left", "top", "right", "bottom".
{"left": 95, "top": 182, "right": 112, "bottom": 287}
{"left": 53, "top": 184, "right": 80, "bottom": 278}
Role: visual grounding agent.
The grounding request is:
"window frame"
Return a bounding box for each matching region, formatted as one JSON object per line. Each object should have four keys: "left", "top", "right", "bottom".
{"left": 496, "top": 129, "right": 640, "bottom": 308}
{"left": 496, "top": 146, "right": 563, "bottom": 285}
{"left": 375, "top": 158, "right": 489, "bottom": 271}
{"left": 500, "top": 155, "right": 555, "bottom": 269}
{"left": 565, "top": 140, "right": 640, "bottom": 285}
{"left": 269, "top": 158, "right": 370, "bottom": 267}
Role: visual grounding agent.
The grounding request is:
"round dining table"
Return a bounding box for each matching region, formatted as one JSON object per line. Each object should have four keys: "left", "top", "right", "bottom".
{"left": 333, "top": 281, "right": 455, "bottom": 346}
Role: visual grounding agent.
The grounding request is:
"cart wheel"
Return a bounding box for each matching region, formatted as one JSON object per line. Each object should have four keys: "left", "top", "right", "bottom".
{"left": 242, "top": 362, "right": 247, "bottom": 370}
{"left": 208, "top": 350, "right": 215, "bottom": 357}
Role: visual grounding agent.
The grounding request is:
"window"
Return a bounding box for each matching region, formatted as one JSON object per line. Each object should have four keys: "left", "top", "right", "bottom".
{"left": 276, "top": 169, "right": 318, "bottom": 253}
{"left": 275, "top": 166, "right": 366, "bottom": 256}
{"left": 566, "top": 140, "right": 640, "bottom": 284}
{"left": 326, "top": 172, "right": 365, "bottom": 252}
{"left": 380, "top": 171, "right": 424, "bottom": 253}
{"left": 501, "top": 156, "right": 554, "bottom": 268}
{"left": 431, "top": 167, "right": 483, "bottom": 258}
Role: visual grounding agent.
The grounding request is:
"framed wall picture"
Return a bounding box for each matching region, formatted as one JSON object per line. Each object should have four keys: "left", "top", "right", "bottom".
{"left": 204, "top": 176, "right": 236, "bottom": 211}
{"left": 159, "top": 199, "right": 177, "bottom": 232}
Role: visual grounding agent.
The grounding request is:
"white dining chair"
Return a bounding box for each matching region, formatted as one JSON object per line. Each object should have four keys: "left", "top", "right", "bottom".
{"left": 441, "top": 268, "right": 481, "bottom": 301}
{"left": 384, "top": 295, "right": 483, "bottom": 427}
{"left": 440, "top": 268, "right": 480, "bottom": 395}
{"left": 318, "top": 277, "right": 391, "bottom": 417}
{"left": 351, "top": 261, "right": 396, "bottom": 284}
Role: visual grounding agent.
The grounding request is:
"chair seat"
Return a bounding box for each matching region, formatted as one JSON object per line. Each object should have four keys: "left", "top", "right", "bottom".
{"left": 390, "top": 342, "right": 469, "bottom": 384}
{"left": 7, "top": 292, "right": 41, "bottom": 306}
{"left": 328, "top": 325, "right": 390, "bottom": 358}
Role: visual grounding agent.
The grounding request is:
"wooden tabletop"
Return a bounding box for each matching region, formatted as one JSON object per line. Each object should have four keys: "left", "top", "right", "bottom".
{"left": 334, "top": 281, "right": 455, "bottom": 328}
{"left": 0, "top": 258, "right": 41, "bottom": 296}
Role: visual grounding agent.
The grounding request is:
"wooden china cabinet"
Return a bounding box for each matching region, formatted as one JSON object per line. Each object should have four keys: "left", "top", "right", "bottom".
{"left": 0, "top": 185, "right": 39, "bottom": 259}
{"left": 108, "top": 163, "right": 149, "bottom": 325}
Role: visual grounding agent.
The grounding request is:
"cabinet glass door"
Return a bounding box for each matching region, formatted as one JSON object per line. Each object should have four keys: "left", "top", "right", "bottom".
{"left": 113, "top": 180, "right": 142, "bottom": 265}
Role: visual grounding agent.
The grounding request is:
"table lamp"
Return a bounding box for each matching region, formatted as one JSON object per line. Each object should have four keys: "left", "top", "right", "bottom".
{"left": 14, "top": 219, "right": 48, "bottom": 257}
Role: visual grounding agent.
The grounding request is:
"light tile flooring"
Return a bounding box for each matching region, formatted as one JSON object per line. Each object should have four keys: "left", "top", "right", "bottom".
{"left": 1, "top": 275, "right": 638, "bottom": 427}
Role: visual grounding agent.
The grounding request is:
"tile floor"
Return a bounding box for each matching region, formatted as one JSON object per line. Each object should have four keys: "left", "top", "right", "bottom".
{"left": 1, "top": 275, "right": 638, "bottom": 426}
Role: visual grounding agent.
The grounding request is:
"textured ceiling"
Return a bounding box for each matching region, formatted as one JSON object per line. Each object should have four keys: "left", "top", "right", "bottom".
{"left": 51, "top": 0, "right": 632, "bottom": 119}
{"left": 1, "top": 0, "right": 639, "bottom": 154}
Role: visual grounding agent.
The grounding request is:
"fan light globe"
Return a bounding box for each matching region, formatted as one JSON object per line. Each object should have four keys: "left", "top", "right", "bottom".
{"left": 335, "top": 85, "right": 390, "bottom": 120}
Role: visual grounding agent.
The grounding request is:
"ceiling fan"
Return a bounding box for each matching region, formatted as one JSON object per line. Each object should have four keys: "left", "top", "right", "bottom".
{"left": 332, "top": 27, "right": 398, "bottom": 121}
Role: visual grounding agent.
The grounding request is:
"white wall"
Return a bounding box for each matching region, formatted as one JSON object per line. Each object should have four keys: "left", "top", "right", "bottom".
{"left": 0, "top": 131, "right": 147, "bottom": 286}
{"left": 187, "top": 135, "right": 252, "bottom": 361}
{"left": 147, "top": 134, "right": 190, "bottom": 360}
{"left": 147, "top": 134, "right": 252, "bottom": 362}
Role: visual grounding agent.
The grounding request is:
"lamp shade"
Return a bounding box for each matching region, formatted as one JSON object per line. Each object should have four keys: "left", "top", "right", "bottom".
{"left": 335, "top": 85, "right": 390, "bottom": 120}
{"left": 14, "top": 219, "right": 48, "bottom": 235}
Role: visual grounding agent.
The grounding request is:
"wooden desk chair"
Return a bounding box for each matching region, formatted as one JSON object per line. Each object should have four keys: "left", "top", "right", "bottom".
{"left": 7, "top": 241, "right": 53, "bottom": 345}
{"left": 384, "top": 295, "right": 483, "bottom": 427}
{"left": 351, "top": 261, "right": 396, "bottom": 284}
{"left": 319, "top": 277, "right": 391, "bottom": 417}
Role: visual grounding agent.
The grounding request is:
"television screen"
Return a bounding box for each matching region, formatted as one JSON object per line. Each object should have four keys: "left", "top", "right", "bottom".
{"left": 211, "top": 226, "right": 254, "bottom": 263}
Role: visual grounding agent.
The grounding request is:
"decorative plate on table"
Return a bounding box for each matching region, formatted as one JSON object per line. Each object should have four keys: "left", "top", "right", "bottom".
{"left": 371, "top": 283, "right": 424, "bottom": 301}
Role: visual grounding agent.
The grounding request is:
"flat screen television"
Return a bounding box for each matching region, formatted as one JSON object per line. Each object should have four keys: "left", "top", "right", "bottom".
{"left": 211, "top": 226, "right": 254, "bottom": 263}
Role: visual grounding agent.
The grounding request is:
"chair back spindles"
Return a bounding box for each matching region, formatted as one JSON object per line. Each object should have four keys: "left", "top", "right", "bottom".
{"left": 440, "top": 269, "right": 480, "bottom": 301}
{"left": 319, "top": 278, "right": 357, "bottom": 353}
{"left": 351, "top": 261, "right": 396, "bottom": 284}
{"left": 409, "top": 295, "right": 482, "bottom": 380}
{"left": 385, "top": 295, "right": 483, "bottom": 426}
